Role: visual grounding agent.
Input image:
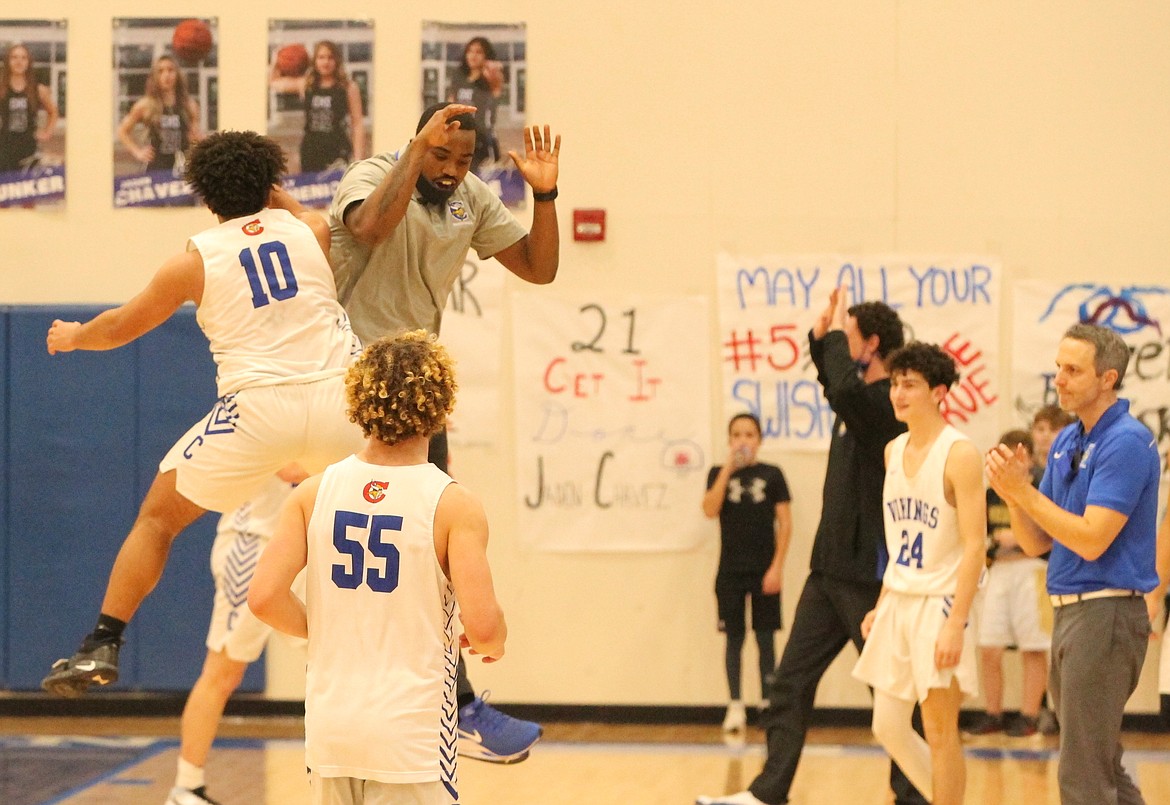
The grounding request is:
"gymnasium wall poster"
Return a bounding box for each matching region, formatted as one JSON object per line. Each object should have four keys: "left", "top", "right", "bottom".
{"left": 439, "top": 253, "right": 505, "bottom": 449}
{"left": 0, "top": 19, "right": 66, "bottom": 209}
{"left": 268, "top": 19, "right": 373, "bottom": 209}
{"left": 1012, "top": 280, "right": 1170, "bottom": 469}
{"left": 512, "top": 293, "right": 712, "bottom": 553}
{"left": 421, "top": 21, "right": 527, "bottom": 208}
{"left": 717, "top": 254, "right": 1003, "bottom": 453}
{"left": 112, "top": 17, "right": 218, "bottom": 208}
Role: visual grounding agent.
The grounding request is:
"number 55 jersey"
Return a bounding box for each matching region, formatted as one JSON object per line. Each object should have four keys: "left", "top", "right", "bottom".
{"left": 303, "top": 456, "right": 459, "bottom": 786}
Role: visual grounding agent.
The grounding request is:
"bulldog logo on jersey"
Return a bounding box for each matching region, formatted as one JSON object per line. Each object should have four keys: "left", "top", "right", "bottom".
{"left": 363, "top": 480, "right": 389, "bottom": 503}
{"left": 241, "top": 219, "right": 264, "bottom": 236}
{"left": 447, "top": 200, "right": 470, "bottom": 222}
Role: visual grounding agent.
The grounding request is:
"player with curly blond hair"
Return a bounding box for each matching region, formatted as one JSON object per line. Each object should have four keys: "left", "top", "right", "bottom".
{"left": 345, "top": 329, "right": 457, "bottom": 445}
{"left": 251, "top": 329, "right": 506, "bottom": 805}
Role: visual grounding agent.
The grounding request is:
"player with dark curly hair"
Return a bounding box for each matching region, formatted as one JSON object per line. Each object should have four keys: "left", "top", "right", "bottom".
{"left": 184, "top": 129, "right": 286, "bottom": 219}
{"left": 251, "top": 329, "right": 505, "bottom": 805}
{"left": 885, "top": 341, "right": 961, "bottom": 391}
{"left": 41, "top": 130, "right": 365, "bottom": 720}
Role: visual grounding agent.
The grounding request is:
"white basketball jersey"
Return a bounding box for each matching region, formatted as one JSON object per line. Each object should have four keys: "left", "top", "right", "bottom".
{"left": 189, "top": 208, "right": 361, "bottom": 396}
{"left": 882, "top": 425, "right": 968, "bottom": 595}
{"left": 303, "top": 455, "right": 458, "bottom": 786}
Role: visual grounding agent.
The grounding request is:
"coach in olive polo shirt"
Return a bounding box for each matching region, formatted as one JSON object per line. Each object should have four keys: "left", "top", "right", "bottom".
{"left": 325, "top": 99, "right": 561, "bottom": 765}
{"left": 329, "top": 101, "right": 561, "bottom": 344}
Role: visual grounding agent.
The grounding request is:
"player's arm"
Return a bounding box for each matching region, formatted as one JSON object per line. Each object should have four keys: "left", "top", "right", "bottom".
{"left": 343, "top": 104, "right": 476, "bottom": 247}
{"left": 762, "top": 500, "right": 792, "bottom": 595}
{"left": 46, "top": 250, "right": 203, "bottom": 355}
{"left": 436, "top": 483, "right": 506, "bottom": 661}
{"left": 346, "top": 81, "right": 366, "bottom": 162}
{"left": 494, "top": 125, "right": 561, "bottom": 285}
{"left": 249, "top": 477, "right": 320, "bottom": 639}
{"left": 987, "top": 442, "right": 1127, "bottom": 561}
{"left": 268, "top": 185, "right": 331, "bottom": 257}
{"left": 936, "top": 440, "right": 987, "bottom": 669}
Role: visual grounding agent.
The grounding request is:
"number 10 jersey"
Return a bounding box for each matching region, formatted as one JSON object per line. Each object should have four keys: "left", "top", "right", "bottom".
{"left": 190, "top": 207, "right": 360, "bottom": 397}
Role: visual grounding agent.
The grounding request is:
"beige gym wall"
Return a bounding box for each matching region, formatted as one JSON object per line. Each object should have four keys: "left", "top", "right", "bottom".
{"left": 4, "top": 1, "right": 1168, "bottom": 713}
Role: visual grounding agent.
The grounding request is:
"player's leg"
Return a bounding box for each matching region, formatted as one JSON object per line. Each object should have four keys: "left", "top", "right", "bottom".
{"left": 871, "top": 689, "right": 933, "bottom": 802}
{"left": 171, "top": 483, "right": 292, "bottom": 805}
{"left": 169, "top": 649, "right": 247, "bottom": 805}
{"left": 41, "top": 469, "right": 205, "bottom": 696}
{"left": 971, "top": 646, "right": 1005, "bottom": 733}
{"left": 920, "top": 680, "right": 964, "bottom": 805}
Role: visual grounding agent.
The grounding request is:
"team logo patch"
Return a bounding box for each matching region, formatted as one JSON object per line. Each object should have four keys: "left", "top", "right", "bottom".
{"left": 447, "top": 200, "right": 469, "bottom": 222}
{"left": 241, "top": 219, "right": 264, "bottom": 236}
{"left": 363, "top": 480, "right": 389, "bottom": 503}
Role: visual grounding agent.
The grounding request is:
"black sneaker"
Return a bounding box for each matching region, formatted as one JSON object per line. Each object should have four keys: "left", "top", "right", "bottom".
{"left": 1005, "top": 714, "right": 1039, "bottom": 737}
{"left": 41, "top": 639, "right": 121, "bottom": 698}
{"left": 963, "top": 712, "right": 1004, "bottom": 735}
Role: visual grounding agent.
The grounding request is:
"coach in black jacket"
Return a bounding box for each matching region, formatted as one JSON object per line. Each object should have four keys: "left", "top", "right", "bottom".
{"left": 700, "top": 287, "right": 924, "bottom": 805}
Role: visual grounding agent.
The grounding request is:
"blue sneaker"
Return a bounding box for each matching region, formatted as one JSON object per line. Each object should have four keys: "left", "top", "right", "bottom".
{"left": 457, "top": 692, "right": 542, "bottom": 764}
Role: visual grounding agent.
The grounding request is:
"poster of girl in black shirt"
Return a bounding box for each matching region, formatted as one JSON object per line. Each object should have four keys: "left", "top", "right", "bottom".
{"left": 268, "top": 19, "right": 372, "bottom": 209}
{"left": 112, "top": 18, "right": 218, "bottom": 208}
{"left": 0, "top": 19, "right": 65, "bottom": 208}
{"left": 421, "top": 21, "right": 527, "bottom": 208}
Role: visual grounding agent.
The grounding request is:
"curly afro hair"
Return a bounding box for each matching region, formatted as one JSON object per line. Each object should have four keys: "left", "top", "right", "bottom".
{"left": 887, "top": 341, "right": 959, "bottom": 390}
{"left": 346, "top": 330, "right": 458, "bottom": 445}
{"left": 184, "top": 130, "right": 286, "bottom": 219}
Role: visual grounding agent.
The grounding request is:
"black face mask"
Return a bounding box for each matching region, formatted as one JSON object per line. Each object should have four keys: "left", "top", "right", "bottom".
{"left": 415, "top": 175, "right": 455, "bottom": 207}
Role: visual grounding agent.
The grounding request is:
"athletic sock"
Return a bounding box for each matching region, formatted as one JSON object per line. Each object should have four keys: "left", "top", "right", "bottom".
{"left": 82, "top": 614, "right": 127, "bottom": 650}
{"left": 176, "top": 757, "right": 205, "bottom": 791}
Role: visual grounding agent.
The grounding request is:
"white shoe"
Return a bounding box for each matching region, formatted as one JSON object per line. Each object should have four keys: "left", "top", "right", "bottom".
{"left": 721, "top": 700, "right": 747, "bottom": 732}
{"left": 696, "top": 792, "right": 768, "bottom": 805}
{"left": 165, "top": 786, "right": 221, "bottom": 805}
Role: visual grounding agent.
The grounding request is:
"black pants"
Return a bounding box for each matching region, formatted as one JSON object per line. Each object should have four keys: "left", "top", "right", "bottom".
{"left": 749, "top": 571, "right": 928, "bottom": 805}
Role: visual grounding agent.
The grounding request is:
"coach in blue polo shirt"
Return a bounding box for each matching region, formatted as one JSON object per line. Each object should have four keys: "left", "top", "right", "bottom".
{"left": 986, "top": 322, "right": 1158, "bottom": 805}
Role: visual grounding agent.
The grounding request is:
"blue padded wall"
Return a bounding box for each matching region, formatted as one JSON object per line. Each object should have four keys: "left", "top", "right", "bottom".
{"left": 3, "top": 306, "right": 264, "bottom": 691}
{"left": 0, "top": 310, "right": 8, "bottom": 683}
{"left": 6, "top": 306, "right": 140, "bottom": 689}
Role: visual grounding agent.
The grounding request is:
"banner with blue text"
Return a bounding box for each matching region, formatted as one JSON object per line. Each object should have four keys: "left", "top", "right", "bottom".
{"left": 717, "top": 254, "right": 1003, "bottom": 452}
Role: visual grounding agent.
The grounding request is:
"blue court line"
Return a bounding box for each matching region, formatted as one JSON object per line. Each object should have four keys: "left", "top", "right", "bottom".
{"left": 35, "top": 739, "right": 172, "bottom": 805}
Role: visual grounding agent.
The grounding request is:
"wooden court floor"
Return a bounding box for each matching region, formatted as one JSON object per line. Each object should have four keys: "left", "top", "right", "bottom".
{"left": 3, "top": 717, "right": 1170, "bottom": 804}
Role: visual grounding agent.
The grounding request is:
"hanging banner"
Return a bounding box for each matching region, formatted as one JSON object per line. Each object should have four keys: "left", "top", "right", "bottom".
{"left": 1012, "top": 279, "right": 1170, "bottom": 467}
{"left": 512, "top": 293, "right": 711, "bottom": 553}
{"left": 717, "top": 254, "right": 1003, "bottom": 452}
{"left": 420, "top": 21, "right": 527, "bottom": 208}
{"left": 0, "top": 20, "right": 66, "bottom": 208}
{"left": 267, "top": 19, "right": 372, "bottom": 209}
{"left": 439, "top": 254, "right": 505, "bottom": 450}
{"left": 112, "top": 17, "right": 218, "bottom": 208}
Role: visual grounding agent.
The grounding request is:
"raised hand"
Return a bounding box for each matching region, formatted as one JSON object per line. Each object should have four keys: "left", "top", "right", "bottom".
{"left": 508, "top": 125, "right": 561, "bottom": 194}
{"left": 417, "top": 103, "right": 478, "bottom": 150}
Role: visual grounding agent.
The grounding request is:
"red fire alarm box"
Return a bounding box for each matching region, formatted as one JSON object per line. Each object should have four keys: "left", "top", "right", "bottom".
{"left": 573, "top": 208, "right": 606, "bottom": 242}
